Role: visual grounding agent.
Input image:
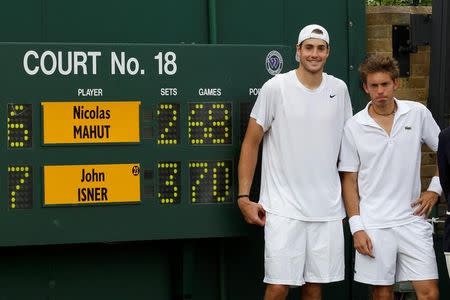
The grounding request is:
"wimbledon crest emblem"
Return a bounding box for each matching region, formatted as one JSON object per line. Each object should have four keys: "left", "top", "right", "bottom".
{"left": 265, "top": 50, "right": 283, "bottom": 76}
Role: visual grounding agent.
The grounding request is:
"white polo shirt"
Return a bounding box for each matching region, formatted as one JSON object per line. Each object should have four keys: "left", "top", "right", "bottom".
{"left": 338, "top": 99, "right": 441, "bottom": 229}
{"left": 251, "top": 70, "right": 352, "bottom": 221}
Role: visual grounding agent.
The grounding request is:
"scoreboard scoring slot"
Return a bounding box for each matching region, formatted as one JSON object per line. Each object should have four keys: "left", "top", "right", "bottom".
{"left": 7, "top": 104, "right": 32, "bottom": 148}
{"left": 188, "top": 103, "right": 232, "bottom": 145}
{"left": 157, "top": 103, "right": 180, "bottom": 145}
{"left": 189, "top": 160, "right": 232, "bottom": 204}
{"left": 157, "top": 162, "right": 181, "bottom": 204}
{"left": 8, "top": 165, "right": 33, "bottom": 209}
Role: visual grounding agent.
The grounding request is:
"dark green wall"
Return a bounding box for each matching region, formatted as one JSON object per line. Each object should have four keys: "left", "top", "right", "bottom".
{"left": 0, "top": 0, "right": 367, "bottom": 109}
{"left": 0, "top": 0, "right": 368, "bottom": 110}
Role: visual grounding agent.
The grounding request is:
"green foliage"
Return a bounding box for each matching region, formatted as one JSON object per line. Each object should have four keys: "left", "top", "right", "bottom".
{"left": 367, "top": 0, "right": 432, "bottom": 5}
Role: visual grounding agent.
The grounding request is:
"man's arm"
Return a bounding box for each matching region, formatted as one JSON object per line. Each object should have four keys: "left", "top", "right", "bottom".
{"left": 237, "top": 118, "right": 266, "bottom": 226}
{"left": 341, "top": 171, "right": 374, "bottom": 258}
{"left": 411, "top": 164, "right": 440, "bottom": 216}
{"left": 438, "top": 130, "right": 450, "bottom": 205}
{"left": 412, "top": 108, "right": 442, "bottom": 216}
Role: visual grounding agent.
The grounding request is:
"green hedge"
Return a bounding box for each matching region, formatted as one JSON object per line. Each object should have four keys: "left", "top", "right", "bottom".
{"left": 367, "top": 0, "right": 432, "bottom": 5}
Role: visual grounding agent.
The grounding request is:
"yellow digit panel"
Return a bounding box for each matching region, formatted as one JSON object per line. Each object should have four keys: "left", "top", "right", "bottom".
{"left": 189, "top": 160, "right": 232, "bottom": 203}
{"left": 157, "top": 161, "right": 181, "bottom": 204}
{"left": 157, "top": 103, "right": 180, "bottom": 145}
{"left": 8, "top": 165, "right": 33, "bottom": 209}
{"left": 42, "top": 101, "right": 141, "bottom": 144}
{"left": 44, "top": 164, "right": 141, "bottom": 205}
{"left": 7, "top": 104, "right": 32, "bottom": 148}
{"left": 188, "top": 102, "right": 232, "bottom": 145}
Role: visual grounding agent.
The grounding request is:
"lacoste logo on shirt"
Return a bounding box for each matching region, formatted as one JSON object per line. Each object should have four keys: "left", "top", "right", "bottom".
{"left": 329, "top": 94, "right": 336, "bottom": 98}
{"left": 405, "top": 126, "right": 412, "bottom": 130}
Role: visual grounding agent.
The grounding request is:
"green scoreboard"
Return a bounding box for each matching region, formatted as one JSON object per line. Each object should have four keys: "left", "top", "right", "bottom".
{"left": 0, "top": 43, "right": 291, "bottom": 246}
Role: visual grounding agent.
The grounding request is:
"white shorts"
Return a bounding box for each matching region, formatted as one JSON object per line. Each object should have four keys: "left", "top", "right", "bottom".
{"left": 354, "top": 219, "right": 438, "bottom": 285}
{"left": 263, "top": 212, "right": 345, "bottom": 286}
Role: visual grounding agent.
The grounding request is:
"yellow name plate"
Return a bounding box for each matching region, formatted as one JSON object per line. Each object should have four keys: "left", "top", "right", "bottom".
{"left": 44, "top": 164, "right": 141, "bottom": 205}
{"left": 42, "top": 101, "right": 141, "bottom": 144}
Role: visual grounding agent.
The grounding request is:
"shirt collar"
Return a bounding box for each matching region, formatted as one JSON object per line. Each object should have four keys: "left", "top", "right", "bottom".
{"left": 355, "top": 98, "right": 410, "bottom": 126}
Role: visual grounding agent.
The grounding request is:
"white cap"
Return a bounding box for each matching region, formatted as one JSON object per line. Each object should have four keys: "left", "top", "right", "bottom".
{"left": 296, "top": 24, "right": 329, "bottom": 62}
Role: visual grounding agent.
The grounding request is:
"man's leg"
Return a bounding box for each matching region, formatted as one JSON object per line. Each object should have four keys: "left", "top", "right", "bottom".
{"left": 303, "top": 220, "right": 345, "bottom": 300}
{"left": 395, "top": 220, "right": 438, "bottom": 300}
{"left": 353, "top": 228, "right": 397, "bottom": 299}
{"left": 412, "top": 280, "right": 439, "bottom": 300}
{"left": 300, "top": 283, "right": 321, "bottom": 300}
{"left": 264, "top": 284, "right": 289, "bottom": 300}
{"left": 371, "top": 285, "right": 394, "bottom": 300}
{"left": 263, "top": 213, "right": 307, "bottom": 298}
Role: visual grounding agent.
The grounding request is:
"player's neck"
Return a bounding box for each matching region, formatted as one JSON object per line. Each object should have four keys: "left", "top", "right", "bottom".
{"left": 295, "top": 67, "right": 323, "bottom": 90}
{"left": 370, "top": 99, "right": 396, "bottom": 116}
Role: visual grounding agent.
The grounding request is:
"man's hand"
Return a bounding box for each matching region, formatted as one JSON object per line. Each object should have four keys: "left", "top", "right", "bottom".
{"left": 411, "top": 191, "right": 439, "bottom": 216}
{"left": 237, "top": 198, "right": 266, "bottom": 226}
{"left": 353, "top": 230, "right": 374, "bottom": 258}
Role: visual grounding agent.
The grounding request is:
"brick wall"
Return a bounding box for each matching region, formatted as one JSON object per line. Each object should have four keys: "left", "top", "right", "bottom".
{"left": 366, "top": 6, "right": 446, "bottom": 221}
{"left": 367, "top": 5, "right": 431, "bottom": 104}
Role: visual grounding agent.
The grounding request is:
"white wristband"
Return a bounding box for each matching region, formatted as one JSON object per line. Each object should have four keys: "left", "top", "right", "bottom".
{"left": 349, "top": 215, "right": 365, "bottom": 235}
{"left": 427, "top": 176, "right": 442, "bottom": 196}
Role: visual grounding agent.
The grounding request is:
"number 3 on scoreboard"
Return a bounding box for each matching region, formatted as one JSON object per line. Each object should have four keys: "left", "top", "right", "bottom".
{"left": 154, "top": 51, "right": 177, "bottom": 75}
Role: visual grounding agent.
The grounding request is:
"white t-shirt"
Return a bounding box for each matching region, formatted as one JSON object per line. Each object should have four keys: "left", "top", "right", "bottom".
{"left": 251, "top": 70, "right": 352, "bottom": 221}
{"left": 338, "top": 99, "right": 441, "bottom": 229}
